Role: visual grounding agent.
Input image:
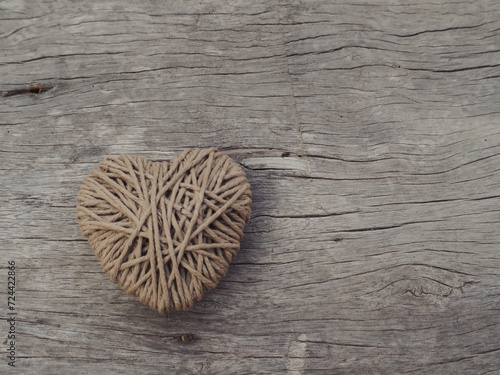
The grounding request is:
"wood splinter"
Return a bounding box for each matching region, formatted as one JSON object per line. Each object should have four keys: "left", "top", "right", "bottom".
{"left": 3, "top": 83, "right": 54, "bottom": 97}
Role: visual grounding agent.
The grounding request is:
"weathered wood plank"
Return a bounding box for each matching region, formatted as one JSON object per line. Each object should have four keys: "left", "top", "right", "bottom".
{"left": 1, "top": 0, "right": 499, "bottom": 374}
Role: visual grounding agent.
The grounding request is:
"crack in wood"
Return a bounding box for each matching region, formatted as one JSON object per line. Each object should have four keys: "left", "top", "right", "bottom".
{"left": 3, "top": 83, "right": 54, "bottom": 97}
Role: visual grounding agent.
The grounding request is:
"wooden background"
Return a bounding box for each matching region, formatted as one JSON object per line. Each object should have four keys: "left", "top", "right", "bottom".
{"left": 1, "top": 0, "right": 499, "bottom": 374}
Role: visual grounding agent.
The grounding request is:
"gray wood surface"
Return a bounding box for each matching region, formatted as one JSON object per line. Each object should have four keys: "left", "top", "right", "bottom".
{"left": 1, "top": 0, "right": 499, "bottom": 374}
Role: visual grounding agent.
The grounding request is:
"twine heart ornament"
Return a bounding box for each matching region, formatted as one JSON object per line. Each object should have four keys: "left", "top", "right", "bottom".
{"left": 76, "top": 148, "right": 252, "bottom": 313}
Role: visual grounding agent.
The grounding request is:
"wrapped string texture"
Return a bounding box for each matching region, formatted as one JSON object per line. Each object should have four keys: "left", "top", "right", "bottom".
{"left": 76, "top": 148, "right": 252, "bottom": 313}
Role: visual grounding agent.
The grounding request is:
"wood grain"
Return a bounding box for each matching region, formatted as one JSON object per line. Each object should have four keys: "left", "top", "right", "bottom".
{"left": 1, "top": 0, "right": 499, "bottom": 374}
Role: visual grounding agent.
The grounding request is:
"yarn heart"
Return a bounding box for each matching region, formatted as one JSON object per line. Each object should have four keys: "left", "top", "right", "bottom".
{"left": 76, "top": 148, "right": 252, "bottom": 313}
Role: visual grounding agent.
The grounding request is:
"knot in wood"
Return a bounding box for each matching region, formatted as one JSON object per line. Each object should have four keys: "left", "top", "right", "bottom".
{"left": 77, "top": 148, "right": 252, "bottom": 313}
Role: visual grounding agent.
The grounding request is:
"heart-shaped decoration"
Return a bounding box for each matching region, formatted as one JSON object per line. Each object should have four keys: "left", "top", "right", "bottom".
{"left": 76, "top": 148, "right": 252, "bottom": 313}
